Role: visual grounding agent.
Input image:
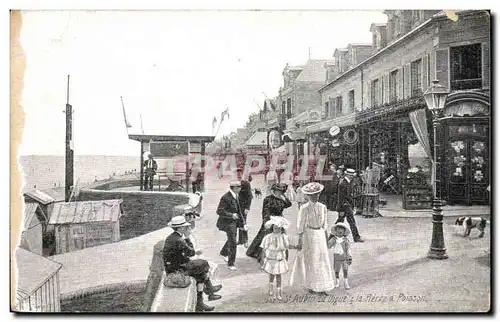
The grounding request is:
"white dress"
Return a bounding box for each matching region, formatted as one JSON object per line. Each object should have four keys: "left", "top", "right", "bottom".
{"left": 260, "top": 233, "right": 289, "bottom": 275}
{"left": 281, "top": 171, "right": 296, "bottom": 202}
{"left": 290, "top": 201, "right": 335, "bottom": 292}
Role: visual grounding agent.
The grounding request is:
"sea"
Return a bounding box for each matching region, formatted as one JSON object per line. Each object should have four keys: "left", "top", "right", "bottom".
{"left": 18, "top": 155, "right": 140, "bottom": 191}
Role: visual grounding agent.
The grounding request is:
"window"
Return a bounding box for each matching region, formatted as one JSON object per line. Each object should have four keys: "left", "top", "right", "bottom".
{"left": 371, "top": 79, "right": 380, "bottom": 106}
{"left": 281, "top": 101, "right": 286, "bottom": 115}
{"left": 348, "top": 90, "right": 355, "bottom": 112}
{"left": 286, "top": 98, "right": 292, "bottom": 119}
{"left": 450, "top": 43, "right": 482, "bottom": 90}
{"left": 324, "top": 101, "right": 329, "bottom": 118}
{"left": 389, "top": 70, "right": 399, "bottom": 102}
{"left": 336, "top": 96, "right": 343, "bottom": 115}
{"left": 410, "top": 59, "right": 422, "bottom": 96}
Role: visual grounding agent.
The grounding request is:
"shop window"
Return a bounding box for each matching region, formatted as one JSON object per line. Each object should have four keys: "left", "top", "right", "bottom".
{"left": 389, "top": 69, "right": 399, "bottom": 102}
{"left": 286, "top": 98, "right": 292, "bottom": 119}
{"left": 411, "top": 59, "right": 422, "bottom": 97}
{"left": 371, "top": 79, "right": 380, "bottom": 107}
{"left": 450, "top": 43, "right": 482, "bottom": 90}
{"left": 348, "top": 90, "right": 355, "bottom": 112}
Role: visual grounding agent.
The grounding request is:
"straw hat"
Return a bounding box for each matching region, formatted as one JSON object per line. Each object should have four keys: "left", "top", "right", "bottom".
{"left": 168, "top": 216, "right": 192, "bottom": 228}
{"left": 301, "top": 182, "right": 324, "bottom": 195}
{"left": 345, "top": 168, "right": 356, "bottom": 176}
{"left": 264, "top": 216, "right": 290, "bottom": 229}
{"left": 332, "top": 222, "right": 351, "bottom": 237}
{"left": 229, "top": 181, "right": 241, "bottom": 187}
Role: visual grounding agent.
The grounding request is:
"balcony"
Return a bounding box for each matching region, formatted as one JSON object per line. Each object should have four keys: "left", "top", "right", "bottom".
{"left": 451, "top": 78, "right": 482, "bottom": 91}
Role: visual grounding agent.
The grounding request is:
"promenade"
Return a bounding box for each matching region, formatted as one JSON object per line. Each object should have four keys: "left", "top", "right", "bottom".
{"left": 49, "top": 173, "right": 490, "bottom": 312}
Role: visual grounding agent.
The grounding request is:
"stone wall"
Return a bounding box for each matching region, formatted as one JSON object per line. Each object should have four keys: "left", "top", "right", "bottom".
{"left": 78, "top": 188, "right": 193, "bottom": 241}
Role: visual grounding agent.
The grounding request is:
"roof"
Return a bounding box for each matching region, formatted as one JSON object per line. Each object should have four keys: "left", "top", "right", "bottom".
{"left": 15, "top": 248, "right": 62, "bottom": 298}
{"left": 23, "top": 189, "right": 55, "bottom": 205}
{"left": 245, "top": 131, "right": 268, "bottom": 147}
{"left": 23, "top": 203, "right": 41, "bottom": 231}
{"left": 128, "top": 134, "right": 215, "bottom": 143}
{"left": 348, "top": 43, "right": 372, "bottom": 47}
{"left": 49, "top": 199, "right": 123, "bottom": 225}
{"left": 286, "top": 65, "right": 303, "bottom": 71}
{"left": 370, "top": 22, "right": 387, "bottom": 31}
{"left": 40, "top": 188, "right": 65, "bottom": 202}
{"left": 295, "top": 59, "right": 334, "bottom": 83}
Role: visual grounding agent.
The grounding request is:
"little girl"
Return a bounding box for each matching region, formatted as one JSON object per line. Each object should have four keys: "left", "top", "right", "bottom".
{"left": 295, "top": 181, "right": 307, "bottom": 210}
{"left": 260, "top": 216, "right": 294, "bottom": 300}
{"left": 327, "top": 222, "right": 353, "bottom": 290}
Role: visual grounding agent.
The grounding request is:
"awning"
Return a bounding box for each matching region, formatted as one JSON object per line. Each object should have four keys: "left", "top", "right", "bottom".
{"left": 305, "top": 113, "right": 356, "bottom": 134}
{"left": 282, "top": 131, "right": 306, "bottom": 141}
{"left": 245, "top": 131, "right": 268, "bottom": 147}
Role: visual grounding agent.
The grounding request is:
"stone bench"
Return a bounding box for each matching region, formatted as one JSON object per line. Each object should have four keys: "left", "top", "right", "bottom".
{"left": 144, "top": 239, "right": 219, "bottom": 312}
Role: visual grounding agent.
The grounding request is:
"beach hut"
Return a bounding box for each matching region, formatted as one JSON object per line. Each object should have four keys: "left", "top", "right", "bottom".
{"left": 19, "top": 203, "right": 46, "bottom": 255}
{"left": 49, "top": 199, "right": 123, "bottom": 254}
{"left": 15, "top": 247, "right": 63, "bottom": 312}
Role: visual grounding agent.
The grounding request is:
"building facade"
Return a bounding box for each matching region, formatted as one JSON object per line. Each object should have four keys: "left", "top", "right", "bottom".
{"left": 313, "top": 10, "right": 490, "bottom": 206}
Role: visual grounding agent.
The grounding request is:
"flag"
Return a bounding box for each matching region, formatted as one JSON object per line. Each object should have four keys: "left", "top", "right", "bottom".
{"left": 121, "top": 97, "right": 132, "bottom": 128}
{"left": 212, "top": 116, "right": 217, "bottom": 130}
{"left": 220, "top": 107, "right": 229, "bottom": 122}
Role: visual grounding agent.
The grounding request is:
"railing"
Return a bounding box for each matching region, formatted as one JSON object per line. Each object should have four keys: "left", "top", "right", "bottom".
{"left": 16, "top": 273, "right": 61, "bottom": 312}
{"left": 451, "top": 78, "right": 482, "bottom": 91}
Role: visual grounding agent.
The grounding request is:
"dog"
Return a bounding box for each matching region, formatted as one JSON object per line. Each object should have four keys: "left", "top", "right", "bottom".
{"left": 253, "top": 188, "right": 262, "bottom": 199}
{"left": 455, "top": 216, "right": 490, "bottom": 238}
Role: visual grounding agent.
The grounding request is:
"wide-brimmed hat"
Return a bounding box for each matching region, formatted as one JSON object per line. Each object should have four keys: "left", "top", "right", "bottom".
{"left": 332, "top": 222, "right": 351, "bottom": 236}
{"left": 271, "top": 183, "right": 287, "bottom": 193}
{"left": 345, "top": 168, "right": 356, "bottom": 176}
{"left": 302, "top": 182, "right": 324, "bottom": 195}
{"left": 264, "top": 216, "right": 290, "bottom": 229}
{"left": 168, "top": 215, "right": 192, "bottom": 228}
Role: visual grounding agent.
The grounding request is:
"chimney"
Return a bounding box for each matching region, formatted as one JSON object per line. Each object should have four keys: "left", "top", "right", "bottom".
{"left": 324, "top": 62, "right": 337, "bottom": 83}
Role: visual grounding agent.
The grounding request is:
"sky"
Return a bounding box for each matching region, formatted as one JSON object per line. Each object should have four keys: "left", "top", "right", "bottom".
{"left": 18, "top": 10, "right": 387, "bottom": 156}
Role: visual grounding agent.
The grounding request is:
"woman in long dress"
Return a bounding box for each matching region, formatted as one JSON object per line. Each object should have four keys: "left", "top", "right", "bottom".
{"left": 290, "top": 182, "right": 335, "bottom": 294}
{"left": 246, "top": 183, "right": 292, "bottom": 262}
{"left": 265, "top": 166, "right": 278, "bottom": 196}
{"left": 281, "top": 170, "right": 296, "bottom": 202}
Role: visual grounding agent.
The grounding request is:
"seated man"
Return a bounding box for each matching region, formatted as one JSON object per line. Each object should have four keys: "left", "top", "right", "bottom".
{"left": 163, "top": 216, "right": 222, "bottom": 312}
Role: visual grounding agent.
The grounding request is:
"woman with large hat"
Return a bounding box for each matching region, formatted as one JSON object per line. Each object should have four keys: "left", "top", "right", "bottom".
{"left": 246, "top": 183, "right": 292, "bottom": 262}
{"left": 290, "top": 182, "right": 335, "bottom": 294}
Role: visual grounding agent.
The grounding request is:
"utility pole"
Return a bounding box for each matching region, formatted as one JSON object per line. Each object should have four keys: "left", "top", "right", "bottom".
{"left": 65, "top": 75, "right": 74, "bottom": 202}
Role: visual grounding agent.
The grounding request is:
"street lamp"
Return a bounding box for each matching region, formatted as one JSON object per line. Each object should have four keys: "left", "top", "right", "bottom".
{"left": 423, "top": 79, "right": 449, "bottom": 260}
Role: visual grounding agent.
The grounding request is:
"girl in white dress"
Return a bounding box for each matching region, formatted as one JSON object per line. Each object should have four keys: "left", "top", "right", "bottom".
{"left": 260, "top": 216, "right": 295, "bottom": 300}
{"left": 290, "top": 182, "right": 335, "bottom": 294}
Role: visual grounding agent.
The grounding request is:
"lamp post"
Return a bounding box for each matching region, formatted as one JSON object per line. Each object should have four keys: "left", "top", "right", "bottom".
{"left": 423, "top": 80, "right": 449, "bottom": 260}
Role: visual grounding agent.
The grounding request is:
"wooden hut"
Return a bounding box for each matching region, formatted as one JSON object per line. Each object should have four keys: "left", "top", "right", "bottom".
{"left": 49, "top": 199, "right": 123, "bottom": 255}
{"left": 20, "top": 203, "right": 46, "bottom": 256}
{"left": 15, "top": 247, "right": 63, "bottom": 312}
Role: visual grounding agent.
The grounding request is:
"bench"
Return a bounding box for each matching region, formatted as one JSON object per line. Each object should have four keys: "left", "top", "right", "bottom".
{"left": 145, "top": 240, "right": 219, "bottom": 312}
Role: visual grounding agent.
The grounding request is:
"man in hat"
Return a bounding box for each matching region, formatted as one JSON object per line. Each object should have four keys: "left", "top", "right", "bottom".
{"left": 336, "top": 168, "right": 364, "bottom": 243}
{"left": 163, "top": 216, "right": 222, "bottom": 312}
{"left": 143, "top": 153, "right": 158, "bottom": 191}
{"left": 216, "top": 181, "right": 244, "bottom": 270}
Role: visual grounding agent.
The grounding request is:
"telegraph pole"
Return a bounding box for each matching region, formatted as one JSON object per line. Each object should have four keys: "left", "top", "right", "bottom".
{"left": 65, "top": 75, "right": 74, "bottom": 202}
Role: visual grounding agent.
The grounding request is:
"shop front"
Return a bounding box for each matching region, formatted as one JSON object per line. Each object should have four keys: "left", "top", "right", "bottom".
{"left": 438, "top": 91, "right": 490, "bottom": 206}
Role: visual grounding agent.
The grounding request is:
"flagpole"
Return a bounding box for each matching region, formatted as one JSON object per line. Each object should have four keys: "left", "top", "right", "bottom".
{"left": 140, "top": 114, "right": 144, "bottom": 134}
{"left": 121, "top": 96, "right": 129, "bottom": 135}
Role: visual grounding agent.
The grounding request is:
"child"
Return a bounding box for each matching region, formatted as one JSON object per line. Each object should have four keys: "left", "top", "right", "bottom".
{"left": 260, "top": 216, "right": 294, "bottom": 300}
{"left": 295, "top": 181, "right": 307, "bottom": 210}
{"left": 327, "top": 222, "right": 353, "bottom": 290}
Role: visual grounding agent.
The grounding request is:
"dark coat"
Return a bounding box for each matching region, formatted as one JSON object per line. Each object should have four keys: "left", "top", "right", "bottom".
{"left": 238, "top": 180, "right": 253, "bottom": 212}
{"left": 162, "top": 231, "right": 196, "bottom": 273}
{"left": 143, "top": 159, "right": 158, "bottom": 175}
{"left": 336, "top": 178, "right": 354, "bottom": 212}
{"left": 216, "top": 191, "right": 244, "bottom": 231}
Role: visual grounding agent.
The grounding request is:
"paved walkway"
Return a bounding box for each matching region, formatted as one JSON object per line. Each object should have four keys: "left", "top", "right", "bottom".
{"left": 48, "top": 173, "right": 490, "bottom": 312}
